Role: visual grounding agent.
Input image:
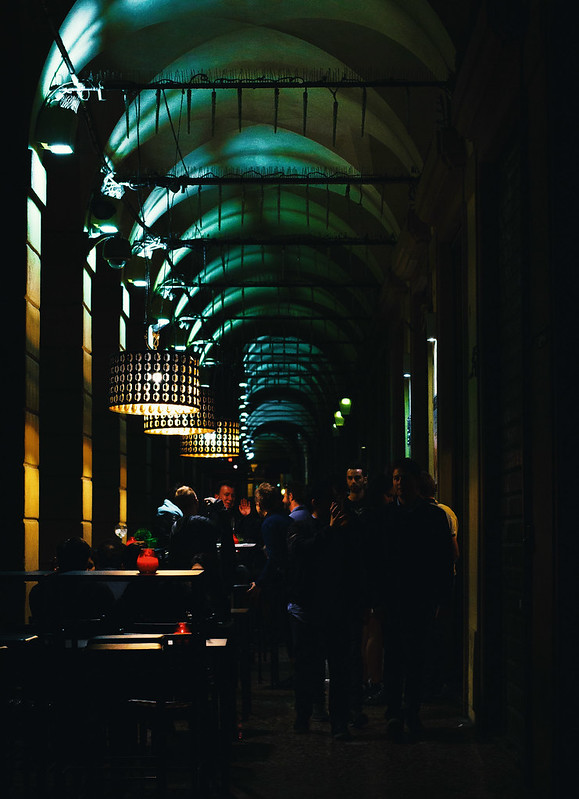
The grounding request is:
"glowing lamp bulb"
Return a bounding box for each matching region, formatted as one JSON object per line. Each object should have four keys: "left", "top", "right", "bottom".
{"left": 339, "top": 397, "right": 352, "bottom": 416}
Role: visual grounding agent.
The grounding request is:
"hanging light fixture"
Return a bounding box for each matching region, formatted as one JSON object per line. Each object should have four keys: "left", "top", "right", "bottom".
{"left": 143, "top": 386, "right": 215, "bottom": 434}
{"left": 180, "top": 420, "right": 240, "bottom": 458}
{"left": 109, "top": 350, "right": 200, "bottom": 415}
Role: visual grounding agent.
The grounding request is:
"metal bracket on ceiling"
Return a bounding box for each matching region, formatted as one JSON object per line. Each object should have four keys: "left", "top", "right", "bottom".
{"left": 159, "top": 234, "right": 397, "bottom": 248}
{"left": 62, "top": 73, "right": 449, "bottom": 96}
{"left": 127, "top": 172, "right": 418, "bottom": 190}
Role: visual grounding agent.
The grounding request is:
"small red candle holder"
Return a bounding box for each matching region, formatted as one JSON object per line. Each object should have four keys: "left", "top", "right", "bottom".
{"left": 175, "top": 621, "right": 190, "bottom": 634}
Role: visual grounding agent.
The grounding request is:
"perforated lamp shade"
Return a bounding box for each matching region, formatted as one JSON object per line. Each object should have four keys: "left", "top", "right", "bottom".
{"left": 109, "top": 351, "right": 200, "bottom": 415}
{"left": 180, "top": 421, "right": 240, "bottom": 458}
{"left": 143, "top": 386, "right": 215, "bottom": 434}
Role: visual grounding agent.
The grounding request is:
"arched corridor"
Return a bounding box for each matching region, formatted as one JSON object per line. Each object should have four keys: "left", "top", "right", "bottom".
{"left": 2, "top": 2, "right": 577, "bottom": 796}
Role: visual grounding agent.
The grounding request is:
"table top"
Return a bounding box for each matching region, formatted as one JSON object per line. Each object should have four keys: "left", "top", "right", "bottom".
{"left": 217, "top": 542, "right": 257, "bottom": 549}
{"left": 0, "top": 630, "right": 228, "bottom": 650}
{"left": 0, "top": 569, "right": 204, "bottom": 581}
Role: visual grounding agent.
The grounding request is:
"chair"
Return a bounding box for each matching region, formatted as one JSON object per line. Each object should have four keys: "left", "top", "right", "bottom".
{"left": 0, "top": 632, "right": 49, "bottom": 796}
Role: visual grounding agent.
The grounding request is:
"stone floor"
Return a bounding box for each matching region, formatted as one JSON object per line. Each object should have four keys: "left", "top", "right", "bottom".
{"left": 227, "top": 672, "right": 525, "bottom": 799}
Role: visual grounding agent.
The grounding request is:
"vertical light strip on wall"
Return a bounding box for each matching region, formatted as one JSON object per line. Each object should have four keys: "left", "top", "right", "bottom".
{"left": 24, "top": 148, "right": 45, "bottom": 577}
{"left": 82, "top": 250, "right": 95, "bottom": 544}
{"left": 403, "top": 375, "right": 412, "bottom": 458}
{"left": 427, "top": 337, "right": 438, "bottom": 480}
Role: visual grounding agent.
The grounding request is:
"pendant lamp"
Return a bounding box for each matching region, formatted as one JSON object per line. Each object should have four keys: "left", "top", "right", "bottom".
{"left": 180, "top": 420, "right": 240, "bottom": 458}
{"left": 143, "top": 386, "right": 215, "bottom": 434}
{"left": 339, "top": 397, "right": 352, "bottom": 416}
{"left": 109, "top": 350, "right": 200, "bottom": 415}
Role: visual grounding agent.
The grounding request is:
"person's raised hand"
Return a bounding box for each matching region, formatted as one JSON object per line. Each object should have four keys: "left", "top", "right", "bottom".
{"left": 329, "top": 501, "right": 348, "bottom": 527}
{"left": 239, "top": 497, "right": 252, "bottom": 516}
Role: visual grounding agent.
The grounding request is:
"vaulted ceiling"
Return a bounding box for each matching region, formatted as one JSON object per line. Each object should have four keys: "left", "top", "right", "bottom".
{"left": 32, "top": 0, "right": 468, "bottom": 470}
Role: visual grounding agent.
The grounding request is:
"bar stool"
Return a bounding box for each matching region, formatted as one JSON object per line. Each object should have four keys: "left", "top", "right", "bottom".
{"left": 88, "top": 633, "right": 204, "bottom": 796}
{"left": 84, "top": 630, "right": 234, "bottom": 797}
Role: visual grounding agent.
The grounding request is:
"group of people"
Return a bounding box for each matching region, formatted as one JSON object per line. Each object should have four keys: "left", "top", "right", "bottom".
{"left": 247, "top": 459, "right": 458, "bottom": 743}
{"left": 29, "top": 462, "right": 457, "bottom": 745}
{"left": 29, "top": 481, "right": 261, "bottom": 634}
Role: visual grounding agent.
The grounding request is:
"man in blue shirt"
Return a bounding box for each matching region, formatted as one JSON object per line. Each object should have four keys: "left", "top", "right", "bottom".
{"left": 247, "top": 483, "right": 290, "bottom": 688}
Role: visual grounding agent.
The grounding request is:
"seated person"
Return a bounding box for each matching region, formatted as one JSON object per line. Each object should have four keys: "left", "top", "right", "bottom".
{"left": 93, "top": 537, "right": 129, "bottom": 600}
{"left": 169, "top": 507, "right": 226, "bottom": 623}
{"left": 29, "top": 537, "right": 116, "bottom": 633}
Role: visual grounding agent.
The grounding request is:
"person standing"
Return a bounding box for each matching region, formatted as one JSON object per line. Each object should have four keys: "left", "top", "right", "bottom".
{"left": 342, "top": 464, "right": 378, "bottom": 728}
{"left": 248, "top": 482, "right": 290, "bottom": 687}
{"left": 206, "top": 481, "right": 262, "bottom": 593}
{"left": 283, "top": 481, "right": 313, "bottom": 523}
{"left": 378, "top": 458, "right": 454, "bottom": 741}
{"left": 153, "top": 486, "right": 186, "bottom": 552}
{"left": 284, "top": 481, "right": 329, "bottom": 726}
{"left": 419, "top": 471, "right": 460, "bottom": 566}
{"left": 286, "top": 483, "right": 352, "bottom": 738}
{"left": 418, "top": 471, "right": 460, "bottom": 698}
{"left": 206, "top": 482, "right": 240, "bottom": 605}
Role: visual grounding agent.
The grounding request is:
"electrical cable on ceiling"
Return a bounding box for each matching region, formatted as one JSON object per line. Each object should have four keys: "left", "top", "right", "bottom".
{"left": 124, "top": 91, "right": 130, "bottom": 139}
{"left": 274, "top": 87, "right": 279, "bottom": 133}
{"left": 361, "top": 86, "right": 367, "bottom": 137}
{"left": 330, "top": 89, "right": 339, "bottom": 147}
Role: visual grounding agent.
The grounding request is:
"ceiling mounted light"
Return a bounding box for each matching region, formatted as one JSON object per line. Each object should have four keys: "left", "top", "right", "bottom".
{"left": 180, "top": 420, "right": 240, "bottom": 458}
{"left": 143, "top": 386, "right": 215, "bottom": 435}
{"left": 334, "top": 410, "right": 345, "bottom": 427}
{"left": 102, "top": 235, "right": 133, "bottom": 269}
{"left": 109, "top": 350, "right": 200, "bottom": 416}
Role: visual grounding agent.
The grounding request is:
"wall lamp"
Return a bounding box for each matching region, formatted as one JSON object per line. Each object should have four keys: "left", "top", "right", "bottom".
{"left": 35, "top": 103, "right": 78, "bottom": 155}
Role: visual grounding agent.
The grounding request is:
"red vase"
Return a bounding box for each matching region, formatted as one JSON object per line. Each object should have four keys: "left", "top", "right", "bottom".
{"left": 136, "top": 547, "right": 159, "bottom": 574}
